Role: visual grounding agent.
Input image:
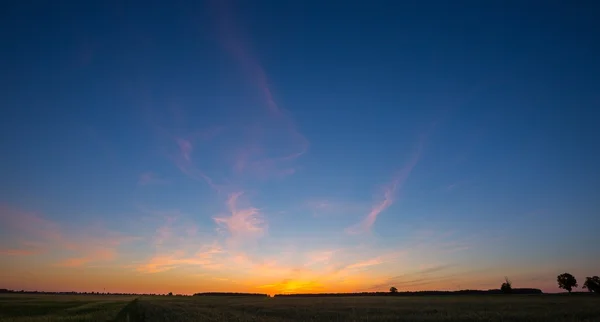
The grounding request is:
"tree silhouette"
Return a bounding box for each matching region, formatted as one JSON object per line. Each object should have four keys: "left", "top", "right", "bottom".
{"left": 583, "top": 276, "right": 600, "bottom": 293}
{"left": 389, "top": 287, "right": 398, "bottom": 293}
{"left": 557, "top": 273, "right": 578, "bottom": 293}
{"left": 500, "top": 277, "right": 512, "bottom": 294}
{"left": 168, "top": 292, "right": 173, "bottom": 296}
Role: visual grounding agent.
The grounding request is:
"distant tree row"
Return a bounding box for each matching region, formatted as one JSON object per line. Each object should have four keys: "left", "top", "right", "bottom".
{"left": 193, "top": 292, "right": 269, "bottom": 297}
{"left": 274, "top": 289, "right": 543, "bottom": 297}
{"left": 0, "top": 289, "right": 188, "bottom": 297}
{"left": 2, "top": 272, "right": 597, "bottom": 297}
{"left": 495, "top": 273, "right": 599, "bottom": 294}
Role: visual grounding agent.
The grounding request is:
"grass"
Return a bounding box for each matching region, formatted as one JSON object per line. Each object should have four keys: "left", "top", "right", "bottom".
{"left": 1, "top": 293, "right": 599, "bottom": 321}
{"left": 0, "top": 294, "right": 134, "bottom": 322}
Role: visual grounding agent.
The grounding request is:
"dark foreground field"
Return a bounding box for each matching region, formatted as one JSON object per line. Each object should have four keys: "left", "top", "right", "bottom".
{"left": 1, "top": 294, "right": 599, "bottom": 322}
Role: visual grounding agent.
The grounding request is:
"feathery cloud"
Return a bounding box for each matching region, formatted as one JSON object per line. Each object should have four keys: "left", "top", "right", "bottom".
{"left": 136, "top": 244, "right": 224, "bottom": 274}
{"left": 212, "top": 0, "right": 309, "bottom": 179}
{"left": 213, "top": 192, "right": 266, "bottom": 242}
{"left": 0, "top": 205, "right": 137, "bottom": 267}
{"left": 347, "top": 141, "right": 424, "bottom": 234}
{"left": 345, "top": 258, "right": 384, "bottom": 270}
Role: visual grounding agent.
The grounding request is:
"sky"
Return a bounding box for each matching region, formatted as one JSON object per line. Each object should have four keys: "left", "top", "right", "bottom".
{"left": 1, "top": 0, "right": 599, "bottom": 295}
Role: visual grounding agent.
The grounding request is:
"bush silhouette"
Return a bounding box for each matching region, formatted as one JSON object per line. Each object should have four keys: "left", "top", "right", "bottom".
{"left": 557, "top": 273, "right": 578, "bottom": 293}
{"left": 390, "top": 287, "right": 398, "bottom": 293}
{"left": 583, "top": 276, "right": 600, "bottom": 293}
{"left": 500, "top": 277, "right": 512, "bottom": 294}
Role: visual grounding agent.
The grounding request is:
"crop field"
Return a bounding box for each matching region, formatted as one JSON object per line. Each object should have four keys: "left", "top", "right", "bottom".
{"left": 0, "top": 294, "right": 134, "bottom": 321}
{"left": 1, "top": 293, "right": 599, "bottom": 321}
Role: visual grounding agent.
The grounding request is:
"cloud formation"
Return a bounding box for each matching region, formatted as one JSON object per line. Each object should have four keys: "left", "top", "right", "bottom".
{"left": 211, "top": 0, "right": 309, "bottom": 179}
{"left": 171, "top": 136, "right": 220, "bottom": 191}
{"left": 0, "top": 205, "right": 137, "bottom": 267}
{"left": 347, "top": 141, "right": 424, "bottom": 234}
{"left": 136, "top": 244, "right": 224, "bottom": 273}
{"left": 214, "top": 192, "right": 266, "bottom": 243}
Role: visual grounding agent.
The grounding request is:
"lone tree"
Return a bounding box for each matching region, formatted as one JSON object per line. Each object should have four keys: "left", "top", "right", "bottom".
{"left": 557, "top": 273, "right": 578, "bottom": 293}
{"left": 168, "top": 292, "right": 173, "bottom": 296}
{"left": 500, "top": 277, "right": 512, "bottom": 294}
{"left": 583, "top": 276, "right": 600, "bottom": 293}
{"left": 390, "top": 286, "right": 398, "bottom": 293}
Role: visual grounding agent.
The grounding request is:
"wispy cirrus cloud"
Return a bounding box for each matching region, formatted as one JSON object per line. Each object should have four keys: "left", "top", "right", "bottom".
{"left": 55, "top": 248, "right": 116, "bottom": 268}
{"left": 419, "top": 264, "right": 454, "bottom": 275}
{"left": 346, "top": 141, "right": 424, "bottom": 234}
{"left": 171, "top": 136, "right": 221, "bottom": 191}
{"left": 153, "top": 215, "right": 177, "bottom": 248}
{"left": 142, "top": 100, "right": 224, "bottom": 190}
{"left": 55, "top": 233, "right": 139, "bottom": 268}
{"left": 446, "top": 182, "right": 460, "bottom": 191}
{"left": 214, "top": 192, "right": 266, "bottom": 243}
{"left": 211, "top": 0, "right": 309, "bottom": 179}
{"left": 304, "top": 251, "right": 334, "bottom": 267}
{"left": 338, "top": 250, "right": 408, "bottom": 274}
{"left": 0, "top": 205, "right": 137, "bottom": 267}
{"left": 136, "top": 244, "right": 224, "bottom": 273}
{"left": 366, "top": 266, "right": 492, "bottom": 292}
{"left": 345, "top": 258, "right": 384, "bottom": 270}
{"left": 0, "top": 205, "right": 62, "bottom": 244}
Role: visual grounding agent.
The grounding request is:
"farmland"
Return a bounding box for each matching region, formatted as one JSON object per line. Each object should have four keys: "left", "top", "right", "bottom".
{"left": 0, "top": 294, "right": 134, "bottom": 321}
{"left": 1, "top": 293, "right": 599, "bottom": 321}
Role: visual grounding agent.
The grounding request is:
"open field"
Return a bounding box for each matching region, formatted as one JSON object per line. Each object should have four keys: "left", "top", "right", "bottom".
{"left": 0, "top": 294, "right": 134, "bottom": 321}
{"left": 1, "top": 294, "right": 599, "bottom": 321}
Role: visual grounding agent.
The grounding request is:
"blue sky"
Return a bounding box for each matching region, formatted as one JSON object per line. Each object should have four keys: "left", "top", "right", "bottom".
{"left": 1, "top": 0, "right": 599, "bottom": 294}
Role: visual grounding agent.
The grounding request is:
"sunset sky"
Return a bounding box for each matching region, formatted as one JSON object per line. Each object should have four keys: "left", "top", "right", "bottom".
{"left": 1, "top": 1, "right": 599, "bottom": 295}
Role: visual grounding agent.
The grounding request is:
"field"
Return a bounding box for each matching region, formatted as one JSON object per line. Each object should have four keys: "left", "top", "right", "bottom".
{"left": 0, "top": 294, "right": 134, "bottom": 321}
{"left": 1, "top": 294, "right": 599, "bottom": 321}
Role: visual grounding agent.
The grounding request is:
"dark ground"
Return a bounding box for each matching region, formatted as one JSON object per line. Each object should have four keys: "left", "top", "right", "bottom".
{"left": 1, "top": 293, "right": 599, "bottom": 321}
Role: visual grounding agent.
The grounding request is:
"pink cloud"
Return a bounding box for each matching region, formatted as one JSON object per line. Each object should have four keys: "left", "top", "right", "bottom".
{"left": 170, "top": 136, "right": 223, "bottom": 191}
{"left": 153, "top": 216, "right": 177, "bottom": 247}
{"left": 213, "top": 192, "right": 266, "bottom": 242}
{"left": 186, "top": 225, "right": 199, "bottom": 237}
{"left": 0, "top": 205, "right": 137, "bottom": 267}
{"left": 212, "top": 0, "right": 309, "bottom": 178}
{"left": 144, "top": 106, "right": 224, "bottom": 191}
{"left": 136, "top": 244, "right": 224, "bottom": 273}
{"left": 0, "top": 205, "right": 63, "bottom": 246}
{"left": 304, "top": 251, "right": 334, "bottom": 267}
{"left": 56, "top": 248, "right": 116, "bottom": 267}
{"left": 346, "top": 141, "right": 424, "bottom": 234}
{"left": 345, "top": 258, "right": 384, "bottom": 270}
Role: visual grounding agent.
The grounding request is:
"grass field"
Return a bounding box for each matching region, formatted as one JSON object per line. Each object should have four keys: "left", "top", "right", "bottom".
{"left": 1, "top": 293, "right": 599, "bottom": 321}
{"left": 0, "top": 294, "right": 134, "bottom": 321}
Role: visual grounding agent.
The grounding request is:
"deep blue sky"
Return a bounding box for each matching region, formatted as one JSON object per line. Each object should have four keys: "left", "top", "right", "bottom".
{"left": 1, "top": 0, "right": 599, "bottom": 293}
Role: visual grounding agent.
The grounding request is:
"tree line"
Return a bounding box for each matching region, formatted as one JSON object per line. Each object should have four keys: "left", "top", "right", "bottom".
{"left": 2, "top": 272, "right": 598, "bottom": 297}
{"left": 496, "top": 273, "right": 599, "bottom": 294}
